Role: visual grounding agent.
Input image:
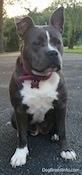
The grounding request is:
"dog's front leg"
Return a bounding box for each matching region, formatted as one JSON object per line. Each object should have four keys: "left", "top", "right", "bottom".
{"left": 52, "top": 108, "right": 76, "bottom": 160}
{"left": 10, "top": 106, "right": 29, "bottom": 168}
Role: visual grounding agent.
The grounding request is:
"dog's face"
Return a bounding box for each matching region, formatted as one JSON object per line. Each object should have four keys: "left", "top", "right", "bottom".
{"left": 15, "top": 7, "right": 64, "bottom": 74}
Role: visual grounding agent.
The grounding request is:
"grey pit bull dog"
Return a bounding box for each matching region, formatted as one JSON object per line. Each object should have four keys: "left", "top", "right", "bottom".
{"left": 9, "top": 7, "right": 76, "bottom": 167}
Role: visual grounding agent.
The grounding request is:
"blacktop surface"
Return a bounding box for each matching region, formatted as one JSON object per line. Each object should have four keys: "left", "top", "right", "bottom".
{"left": 0, "top": 52, "right": 82, "bottom": 175}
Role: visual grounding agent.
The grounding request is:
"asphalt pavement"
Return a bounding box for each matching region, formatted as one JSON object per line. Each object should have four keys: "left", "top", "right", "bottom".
{"left": 0, "top": 53, "right": 82, "bottom": 175}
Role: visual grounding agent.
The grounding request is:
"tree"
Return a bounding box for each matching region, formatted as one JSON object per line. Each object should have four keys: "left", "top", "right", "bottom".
{"left": 0, "top": 0, "right": 4, "bottom": 52}
{"left": 26, "top": 3, "right": 57, "bottom": 25}
{"left": 2, "top": 0, "right": 82, "bottom": 51}
{"left": 0, "top": 0, "right": 20, "bottom": 52}
{"left": 66, "top": 3, "right": 82, "bottom": 49}
{"left": 49, "top": 0, "right": 82, "bottom": 48}
{"left": 3, "top": 18, "right": 19, "bottom": 52}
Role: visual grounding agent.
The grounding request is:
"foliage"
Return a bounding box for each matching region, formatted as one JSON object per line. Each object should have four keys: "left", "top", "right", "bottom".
{"left": 0, "top": 0, "right": 4, "bottom": 52}
{"left": 27, "top": 4, "right": 56, "bottom": 25}
{"left": 3, "top": 18, "right": 19, "bottom": 52}
{"left": 64, "top": 45, "right": 82, "bottom": 54}
{"left": 25, "top": 1, "right": 82, "bottom": 49}
{"left": 2, "top": 0, "right": 82, "bottom": 52}
{"left": 65, "top": 4, "right": 82, "bottom": 48}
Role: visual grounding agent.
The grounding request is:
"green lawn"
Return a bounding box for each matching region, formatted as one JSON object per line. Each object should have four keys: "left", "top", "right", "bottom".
{"left": 64, "top": 45, "right": 82, "bottom": 54}
{"left": 0, "top": 46, "right": 82, "bottom": 55}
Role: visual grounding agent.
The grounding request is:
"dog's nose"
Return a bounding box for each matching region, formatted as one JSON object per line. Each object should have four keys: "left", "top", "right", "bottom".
{"left": 47, "top": 50, "right": 58, "bottom": 58}
{"left": 47, "top": 50, "right": 61, "bottom": 69}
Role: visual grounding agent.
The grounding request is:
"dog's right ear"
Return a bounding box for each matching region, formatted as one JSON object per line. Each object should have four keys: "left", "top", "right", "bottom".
{"left": 14, "top": 16, "right": 34, "bottom": 38}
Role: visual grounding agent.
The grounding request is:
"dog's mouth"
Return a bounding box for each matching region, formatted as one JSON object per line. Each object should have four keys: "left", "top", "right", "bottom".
{"left": 32, "top": 65, "right": 61, "bottom": 76}
{"left": 46, "top": 65, "right": 61, "bottom": 72}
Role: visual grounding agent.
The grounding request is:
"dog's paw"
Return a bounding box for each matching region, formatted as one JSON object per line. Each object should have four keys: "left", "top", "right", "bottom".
{"left": 30, "top": 128, "right": 39, "bottom": 136}
{"left": 60, "top": 150, "right": 77, "bottom": 160}
{"left": 51, "top": 134, "right": 59, "bottom": 141}
{"left": 10, "top": 146, "right": 29, "bottom": 168}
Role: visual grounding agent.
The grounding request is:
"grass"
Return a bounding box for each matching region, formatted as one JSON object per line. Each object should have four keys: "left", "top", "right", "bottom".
{"left": 0, "top": 46, "right": 82, "bottom": 55}
{"left": 0, "top": 51, "right": 19, "bottom": 56}
{"left": 64, "top": 45, "right": 82, "bottom": 54}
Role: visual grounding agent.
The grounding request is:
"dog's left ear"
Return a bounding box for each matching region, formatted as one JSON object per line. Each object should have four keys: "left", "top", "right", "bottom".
{"left": 50, "top": 7, "right": 64, "bottom": 34}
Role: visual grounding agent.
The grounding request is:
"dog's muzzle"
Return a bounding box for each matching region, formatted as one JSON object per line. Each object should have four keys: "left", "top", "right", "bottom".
{"left": 47, "top": 50, "right": 61, "bottom": 69}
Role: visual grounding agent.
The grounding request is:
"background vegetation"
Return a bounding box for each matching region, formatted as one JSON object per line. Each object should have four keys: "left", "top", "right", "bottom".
{"left": 0, "top": 0, "right": 82, "bottom": 52}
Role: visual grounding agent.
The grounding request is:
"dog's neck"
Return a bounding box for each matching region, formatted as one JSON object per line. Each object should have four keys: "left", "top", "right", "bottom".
{"left": 18, "top": 51, "right": 52, "bottom": 89}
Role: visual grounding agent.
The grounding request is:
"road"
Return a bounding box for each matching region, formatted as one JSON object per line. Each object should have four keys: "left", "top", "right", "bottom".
{"left": 0, "top": 53, "right": 82, "bottom": 175}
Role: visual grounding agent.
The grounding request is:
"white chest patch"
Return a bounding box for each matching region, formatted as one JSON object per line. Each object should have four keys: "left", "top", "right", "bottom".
{"left": 20, "top": 72, "right": 60, "bottom": 124}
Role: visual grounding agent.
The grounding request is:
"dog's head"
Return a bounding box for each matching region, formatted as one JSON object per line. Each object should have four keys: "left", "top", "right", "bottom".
{"left": 15, "top": 7, "right": 64, "bottom": 75}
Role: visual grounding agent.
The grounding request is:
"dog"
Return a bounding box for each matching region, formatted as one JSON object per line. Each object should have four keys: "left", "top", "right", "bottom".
{"left": 9, "top": 7, "right": 76, "bottom": 167}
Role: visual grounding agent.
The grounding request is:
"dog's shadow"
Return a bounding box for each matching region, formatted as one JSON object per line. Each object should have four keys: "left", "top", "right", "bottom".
{"left": 28, "top": 132, "right": 60, "bottom": 159}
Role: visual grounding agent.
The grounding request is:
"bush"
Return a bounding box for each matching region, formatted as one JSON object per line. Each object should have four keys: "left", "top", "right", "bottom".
{"left": 3, "top": 18, "right": 19, "bottom": 52}
{"left": 63, "top": 37, "right": 68, "bottom": 47}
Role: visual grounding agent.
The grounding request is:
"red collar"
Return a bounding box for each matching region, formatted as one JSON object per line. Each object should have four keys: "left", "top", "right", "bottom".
{"left": 18, "top": 54, "right": 52, "bottom": 89}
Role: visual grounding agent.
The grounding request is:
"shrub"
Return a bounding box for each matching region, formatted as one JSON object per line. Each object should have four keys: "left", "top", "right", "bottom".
{"left": 3, "top": 18, "right": 19, "bottom": 52}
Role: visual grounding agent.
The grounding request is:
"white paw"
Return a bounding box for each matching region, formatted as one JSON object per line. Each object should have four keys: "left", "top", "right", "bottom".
{"left": 6, "top": 121, "right": 11, "bottom": 126}
{"left": 60, "top": 150, "right": 77, "bottom": 160}
{"left": 31, "top": 129, "right": 39, "bottom": 136}
{"left": 10, "top": 145, "right": 29, "bottom": 168}
{"left": 51, "top": 134, "right": 59, "bottom": 141}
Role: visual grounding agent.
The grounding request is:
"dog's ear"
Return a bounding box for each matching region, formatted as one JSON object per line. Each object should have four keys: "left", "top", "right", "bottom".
{"left": 14, "top": 16, "right": 34, "bottom": 38}
{"left": 50, "top": 7, "right": 64, "bottom": 34}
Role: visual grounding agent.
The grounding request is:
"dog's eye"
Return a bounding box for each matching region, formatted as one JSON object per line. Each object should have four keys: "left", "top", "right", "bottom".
{"left": 33, "top": 41, "right": 40, "bottom": 46}
{"left": 51, "top": 38, "right": 61, "bottom": 46}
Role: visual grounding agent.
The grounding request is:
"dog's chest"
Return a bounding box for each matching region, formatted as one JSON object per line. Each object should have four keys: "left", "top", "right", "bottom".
{"left": 20, "top": 72, "right": 60, "bottom": 123}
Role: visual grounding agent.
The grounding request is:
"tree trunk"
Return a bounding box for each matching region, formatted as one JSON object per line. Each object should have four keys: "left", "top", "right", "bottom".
{"left": 68, "top": 38, "right": 74, "bottom": 49}
{"left": 68, "top": 30, "right": 75, "bottom": 49}
{"left": 0, "top": 0, "right": 4, "bottom": 52}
